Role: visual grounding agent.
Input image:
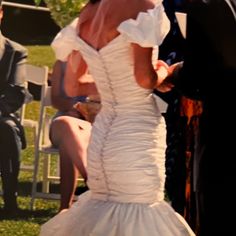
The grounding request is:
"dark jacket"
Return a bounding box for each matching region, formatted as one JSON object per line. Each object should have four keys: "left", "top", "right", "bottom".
{"left": 174, "top": 0, "right": 236, "bottom": 102}
{"left": 173, "top": 0, "right": 236, "bottom": 185}
{"left": 171, "top": 1, "right": 236, "bottom": 234}
{"left": 0, "top": 34, "right": 28, "bottom": 149}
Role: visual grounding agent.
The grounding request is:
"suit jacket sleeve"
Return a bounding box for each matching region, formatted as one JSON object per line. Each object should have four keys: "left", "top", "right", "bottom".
{"left": 170, "top": 0, "right": 236, "bottom": 101}
{"left": 171, "top": 1, "right": 218, "bottom": 100}
{"left": 170, "top": 1, "right": 221, "bottom": 99}
{"left": 0, "top": 42, "right": 28, "bottom": 116}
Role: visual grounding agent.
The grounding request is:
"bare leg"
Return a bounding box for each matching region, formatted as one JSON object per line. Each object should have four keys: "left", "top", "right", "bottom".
{"left": 59, "top": 149, "right": 78, "bottom": 211}
{"left": 50, "top": 116, "right": 91, "bottom": 211}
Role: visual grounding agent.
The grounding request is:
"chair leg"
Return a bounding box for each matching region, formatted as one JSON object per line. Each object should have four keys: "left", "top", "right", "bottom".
{"left": 30, "top": 150, "right": 40, "bottom": 210}
{"left": 42, "top": 154, "right": 50, "bottom": 193}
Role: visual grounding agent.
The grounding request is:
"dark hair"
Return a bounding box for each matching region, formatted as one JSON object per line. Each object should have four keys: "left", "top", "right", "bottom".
{"left": 90, "top": 0, "right": 101, "bottom": 3}
{"left": 0, "top": 0, "right": 2, "bottom": 7}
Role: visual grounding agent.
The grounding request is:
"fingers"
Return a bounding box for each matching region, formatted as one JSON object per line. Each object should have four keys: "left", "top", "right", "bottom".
{"left": 157, "top": 66, "right": 168, "bottom": 81}
{"left": 156, "top": 82, "right": 174, "bottom": 92}
{"left": 168, "top": 62, "right": 181, "bottom": 74}
{"left": 155, "top": 60, "right": 180, "bottom": 93}
{"left": 156, "top": 60, "right": 169, "bottom": 70}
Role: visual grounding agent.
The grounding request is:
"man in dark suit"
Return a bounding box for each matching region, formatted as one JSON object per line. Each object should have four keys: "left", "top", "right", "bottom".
{"left": 162, "top": 0, "right": 236, "bottom": 235}
{"left": 0, "top": 0, "right": 29, "bottom": 215}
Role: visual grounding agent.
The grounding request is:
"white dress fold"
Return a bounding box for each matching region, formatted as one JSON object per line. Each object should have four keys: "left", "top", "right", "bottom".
{"left": 40, "top": 3, "right": 195, "bottom": 236}
{"left": 117, "top": 3, "right": 170, "bottom": 47}
{"left": 51, "top": 17, "right": 79, "bottom": 61}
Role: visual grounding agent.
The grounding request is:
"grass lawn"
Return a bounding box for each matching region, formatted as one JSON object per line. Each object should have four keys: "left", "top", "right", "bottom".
{"left": 0, "top": 45, "right": 60, "bottom": 236}
{"left": 26, "top": 45, "right": 55, "bottom": 69}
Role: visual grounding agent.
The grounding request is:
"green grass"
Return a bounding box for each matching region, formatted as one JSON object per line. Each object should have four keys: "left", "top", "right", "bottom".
{"left": 0, "top": 197, "right": 58, "bottom": 236}
{"left": 26, "top": 45, "right": 55, "bottom": 69}
{"left": 0, "top": 46, "right": 59, "bottom": 235}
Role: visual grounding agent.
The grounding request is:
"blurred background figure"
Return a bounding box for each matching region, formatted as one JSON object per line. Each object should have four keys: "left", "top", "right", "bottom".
{"left": 0, "top": 0, "right": 30, "bottom": 216}
{"left": 49, "top": 22, "right": 99, "bottom": 211}
{"left": 49, "top": 60, "right": 99, "bottom": 212}
{"left": 156, "top": 0, "right": 202, "bottom": 233}
{"left": 162, "top": 0, "right": 236, "bottom": 235}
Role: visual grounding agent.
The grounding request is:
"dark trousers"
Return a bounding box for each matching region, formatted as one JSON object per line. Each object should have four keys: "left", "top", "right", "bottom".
{"left": 0, "top": 117, "right": 22, "bottom": 210}
{"left": 196, "top": 188, "right": 235, "bottom": 236}
{"left": 196, "top": 121, "right": 235, "bottom": 236}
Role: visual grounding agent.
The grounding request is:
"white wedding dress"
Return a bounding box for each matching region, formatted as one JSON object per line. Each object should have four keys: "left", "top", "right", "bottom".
{"left": 40, "top": 3, "right": 195, "bottom": 236}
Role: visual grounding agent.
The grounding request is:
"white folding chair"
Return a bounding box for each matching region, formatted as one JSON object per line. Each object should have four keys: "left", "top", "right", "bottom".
{"left": 18, "top": 64, "right": 60, "bottom": 209}
{"left": 30, "top": 82, "right": 62, "bottom": 209}
{"left": 19, "top": 64, "right": 49, "bottom": 172}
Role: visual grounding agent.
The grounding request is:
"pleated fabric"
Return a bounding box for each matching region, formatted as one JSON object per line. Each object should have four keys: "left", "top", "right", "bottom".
{"left": 41, "top": 3, "right": 195, "bottom": 236}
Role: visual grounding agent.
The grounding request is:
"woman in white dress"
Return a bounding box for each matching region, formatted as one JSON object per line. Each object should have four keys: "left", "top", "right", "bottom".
{"left": 40, "top": 0, "right": 195, "bottom": 235}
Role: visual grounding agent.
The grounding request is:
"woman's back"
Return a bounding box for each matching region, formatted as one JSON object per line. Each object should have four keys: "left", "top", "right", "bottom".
{"left": 78, "top": 0, "right": 156, "bottom": 51}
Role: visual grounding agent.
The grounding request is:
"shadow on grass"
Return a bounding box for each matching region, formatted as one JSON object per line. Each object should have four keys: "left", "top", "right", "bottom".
{"left": 18, "top": 181, "right": 60, "bottom": 197}
{"left": 0, "top": 182, "right": 88, "bottom": 224}
{"left": 0, "top": 208, "right": 56, "bottom": 223}
{"left": 18, "top": 181, "right": 88, "bottom": 197}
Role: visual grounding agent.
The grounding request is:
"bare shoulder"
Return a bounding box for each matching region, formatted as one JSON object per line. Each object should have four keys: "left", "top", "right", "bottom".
{"left": 142, "top": 0, "right": 156, "bottom": 9}
{"left": 126, "top": 0, "right": 156, "bottom": 19}
{"left": 133, "top": 0, "right": 156, "bottom": 10}
{"left": 79, "top": 2, "right": 99, "bottom": 23}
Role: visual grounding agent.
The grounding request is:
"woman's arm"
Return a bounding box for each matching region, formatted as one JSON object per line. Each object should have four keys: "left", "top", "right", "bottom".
{"left": 132, "top": 44, "right": 157, "bottom": 89}
{"left": 50, "top": 60, "right": 75, "bottom": 112}
{"left": 64, "top": 50, "right": 99, "bottom": 98}
{"left": 132, "top": 44, "right": 168, "bottom": 90}
{"left": 64, "top": 50, "right": 88, "bottom": 97}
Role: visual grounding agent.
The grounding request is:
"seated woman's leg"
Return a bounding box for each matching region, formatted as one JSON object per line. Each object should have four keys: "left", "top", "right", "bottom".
{"left": 49, "top": 116, "right": 91, "bottom": 211}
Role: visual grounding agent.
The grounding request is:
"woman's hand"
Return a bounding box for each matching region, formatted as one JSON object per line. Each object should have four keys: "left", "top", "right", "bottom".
{"left": 155, "top": 60, "right": 174, "bottom": 92}
{"left": 74, "top": 99, "right": 101, "bottom": 123}
{"left": 168, "top": 62, "right": 180, "bottom": 74}
{"left": 156, "top": 78, "right": 175, "bottom": 92}
{"left": 156, "top": 60, "right": 169, "bottom": 71}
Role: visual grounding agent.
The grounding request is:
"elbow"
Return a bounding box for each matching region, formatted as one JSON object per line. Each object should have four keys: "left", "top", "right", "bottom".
{"left": 134, "top": 70, "right": 157, "bottom": 89}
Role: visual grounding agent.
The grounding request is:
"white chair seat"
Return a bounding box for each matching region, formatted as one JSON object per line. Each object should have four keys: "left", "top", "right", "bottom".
{"left": 40, "top": 145, "right": 59, "bottom": 154}
{"left": 22, "top": 119, "right": 38, "bottom": 128}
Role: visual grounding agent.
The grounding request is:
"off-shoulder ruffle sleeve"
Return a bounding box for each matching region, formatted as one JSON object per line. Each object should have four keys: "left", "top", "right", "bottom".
{"left": 117, "top": 3, "right": 170, "bottom": 47}
{"left": 51, "top": 18, "right": 80, "bottom": 61}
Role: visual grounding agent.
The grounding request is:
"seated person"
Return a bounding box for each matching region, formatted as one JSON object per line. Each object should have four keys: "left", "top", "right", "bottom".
{"left": 0, "top": 0, "right": 31, "bottom": 215}
{"left": 49, "top": 60, "right": 99, "bottom": 212}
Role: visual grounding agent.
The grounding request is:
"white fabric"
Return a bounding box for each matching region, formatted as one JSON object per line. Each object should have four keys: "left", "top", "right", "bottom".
{"left": 225, "top": 0, "right": 236, "bottom": 20}
{"left": 117, "top": 4, "right": 170, "bottom": 47}
{"left": 51, "top": 17, "right": 79, "bottom": 61}
{"left": 41, "top": 4, "right": 195, "bottom": 236}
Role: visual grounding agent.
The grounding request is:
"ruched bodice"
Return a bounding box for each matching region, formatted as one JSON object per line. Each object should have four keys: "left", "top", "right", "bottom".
{"left": 40, "top": 3, "right": 195, "bottom": 236}
{"left": 76, "top": 33, "right": 166, "bottom": 204}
